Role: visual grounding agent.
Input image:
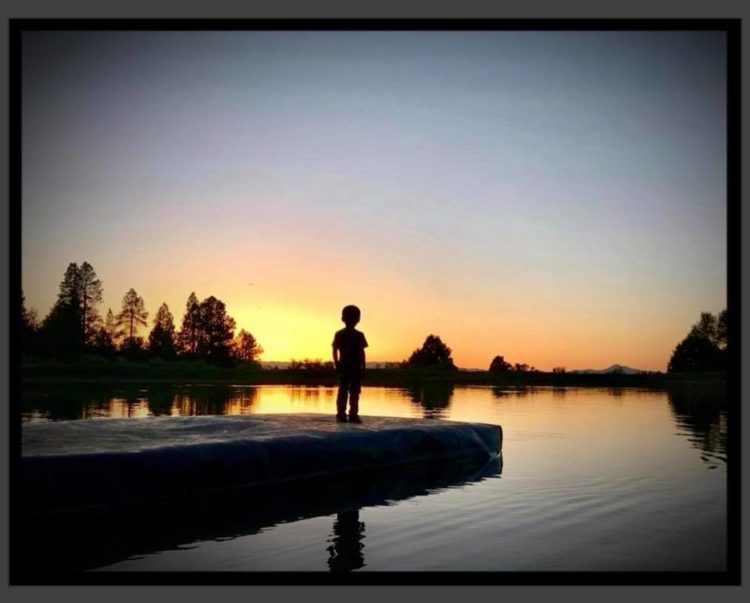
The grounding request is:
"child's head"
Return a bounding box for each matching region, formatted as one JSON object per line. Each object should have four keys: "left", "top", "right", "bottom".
{"left": 341, "top": 304, "right": 361, "bottom": 327}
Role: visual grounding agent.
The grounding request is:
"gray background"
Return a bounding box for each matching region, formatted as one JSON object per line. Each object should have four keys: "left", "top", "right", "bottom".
{"left": 1, "top": 0, "right": 747, "bottom": 601}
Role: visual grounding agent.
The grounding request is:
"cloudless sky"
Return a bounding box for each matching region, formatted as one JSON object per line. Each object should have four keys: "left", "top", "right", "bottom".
{"left": 22, "top": 30, "right": 727, "bottom": 370}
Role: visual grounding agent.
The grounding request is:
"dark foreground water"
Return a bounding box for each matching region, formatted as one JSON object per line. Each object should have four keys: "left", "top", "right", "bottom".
{"left": 20, "top": 383, "right": 727, "bottom": 574}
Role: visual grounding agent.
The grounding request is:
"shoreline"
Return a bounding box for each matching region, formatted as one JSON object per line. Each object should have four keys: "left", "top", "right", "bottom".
{"left": 20, "top": 362, "right": 727, "bottom": 390}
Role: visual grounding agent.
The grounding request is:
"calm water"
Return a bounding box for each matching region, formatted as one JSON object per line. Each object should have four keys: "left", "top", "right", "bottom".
{"left": 20, "top": 383, "right": 727, "bottom": 573}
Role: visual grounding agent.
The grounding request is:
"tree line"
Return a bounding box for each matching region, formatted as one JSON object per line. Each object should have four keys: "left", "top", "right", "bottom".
{"left": 21, "top": 262, "right": 727, "bottom": 374}
{"left": 21, "top": 262, "right": 263, "bottom": 366}
{"left": 404, "top": 312, "right": 730, "bottom": 375}
{"left": 404, "top": 334, "right": 537, "bottom": 373}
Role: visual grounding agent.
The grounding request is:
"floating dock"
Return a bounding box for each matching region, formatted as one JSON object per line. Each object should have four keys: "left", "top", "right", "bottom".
{"left": 22, "top": 414, "right": 502, "bottom": 517}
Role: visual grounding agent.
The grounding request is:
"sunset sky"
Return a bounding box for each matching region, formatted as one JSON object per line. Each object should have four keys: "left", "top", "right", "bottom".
{"left": 21, "top": 30, "right": 727, "bottom": 371}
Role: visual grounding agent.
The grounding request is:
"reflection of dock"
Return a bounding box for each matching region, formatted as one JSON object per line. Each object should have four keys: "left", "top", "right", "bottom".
{"left": 19, "top": 449, "right": 502, "bottom": 574}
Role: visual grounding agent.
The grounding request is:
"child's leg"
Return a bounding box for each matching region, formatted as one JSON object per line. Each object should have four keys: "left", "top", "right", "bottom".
{"left": 348, "top": 377, "right": 361, "bottom": 417}
{"left": 336, "top": 377, "right": 349, "bottom": 419}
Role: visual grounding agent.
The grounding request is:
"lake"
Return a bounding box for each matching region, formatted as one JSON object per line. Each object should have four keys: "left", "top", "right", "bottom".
{"left": 19, "top": 383, "right": 727, "bottom": 575}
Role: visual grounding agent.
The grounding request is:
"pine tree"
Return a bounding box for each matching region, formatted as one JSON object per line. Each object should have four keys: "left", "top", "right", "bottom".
{"left": 195, "top": 296, "right": 236, "bottom": 365}
{"left": 116, "top": 289, "right": 148, "bottom": 341}
{"left": 177, "top": 292, "right": 201, "bottom": 357}
{"left": 149, "top": 303, "right": 177, "bottom": 359}
{"left": 54, "top": 261, "right": 103, "bottom": 344}
{"left": 57, "top": 263, "right": 82, "bottom": 308}
{"left": 104, "top": 308, "right": 118, "bottom": 344}
{"left": 79, "top": 261, "right": 103, "bottom": 343}
{"left": 20, "top": 290, "right": 40, "bottom": 356}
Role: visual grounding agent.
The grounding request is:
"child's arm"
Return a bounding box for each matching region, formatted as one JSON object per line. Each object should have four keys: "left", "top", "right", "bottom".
{"left": 332, "top": 345, "right": 339, "bottom": 369}
{"left": 360, "top": 347, "right": 366, "bottom": 374}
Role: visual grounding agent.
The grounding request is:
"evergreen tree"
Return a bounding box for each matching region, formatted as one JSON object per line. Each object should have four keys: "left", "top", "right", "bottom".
{"left": 79, "top": 261, "right": 103, "bottom": 343}
{"left": 717, "top": 309, "right": 728, "bottom": 349}
{"left": 149, "top": 303, "right": 177, "bottom": 359}
{"left": 20, "top": 290, "right": 40, "bottom": 356}
{"left": 177, "top": 292, "right": 201, "bottom": 357}
{"left": 116, "top": 288, "right": 148, "bottom": 340}
{"left": 39, "top": 298, "right": 84, "bottom": 359}
{"left": 195, "top": 296, "right": 236, "bottom": 365}
{"left": 120, "top": 336, "right": 148, "bottom": 361}
{"left": 54, "top": 261, "right": 103, "bottom": 344}
{"left": 91, "top": 324, "right": 117, "bottom": 358}
{"left": 57, "top": 263, "right": 82, "bottom": 308}
{"left": 103, "top": 308, "right": 118, "bottom": 346}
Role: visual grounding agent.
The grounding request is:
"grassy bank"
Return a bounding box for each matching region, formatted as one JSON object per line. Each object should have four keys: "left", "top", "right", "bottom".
{"left": 20, "top": 358, "right": 727, "bottom": 390}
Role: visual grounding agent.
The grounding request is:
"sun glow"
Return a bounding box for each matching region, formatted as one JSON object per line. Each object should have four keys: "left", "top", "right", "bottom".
{"left": 232, "top": 304, "right": 338, "bottom": 362}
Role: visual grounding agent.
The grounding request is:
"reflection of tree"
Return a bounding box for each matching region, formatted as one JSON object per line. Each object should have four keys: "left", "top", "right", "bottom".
{"left": 22, "top": 385, "right": 261, "bottom": 422}
{"left": 667, "top": 386, "right": 726, "bottom": 463}
{"left": 224, "top": 387, "right": 259, "bottom": 415}
{"left": 173, "top": 386, "right": 241, "bottom": 416}
{"left": 147, "top": 388, "right": 177, "bottom": 416}
{"left": 491, "top": 386, "right": 531, "bottom": 400}
{"left": 290, "top": 386, "right": 322, "bottom": 402}
{"left": 109, "top": 389, "right": 150, "bottom": 418}
{"left": 22, "top": 386, "right": 106, "bottom": 422}
{"left": 405, "top": 381, "right": 454, "bottom": 419}
{"left": 327, "top": 509, "right": 365, "bottom": 572}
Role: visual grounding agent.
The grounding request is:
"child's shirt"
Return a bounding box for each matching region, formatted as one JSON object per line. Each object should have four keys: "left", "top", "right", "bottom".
{"left": 332, "top": 327, "right": 368, "bottom": 371}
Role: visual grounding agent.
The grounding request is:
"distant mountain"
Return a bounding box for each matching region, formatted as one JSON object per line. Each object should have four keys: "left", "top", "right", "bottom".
{"left": 571, "top": 364, "right": 647, "bottom": 375}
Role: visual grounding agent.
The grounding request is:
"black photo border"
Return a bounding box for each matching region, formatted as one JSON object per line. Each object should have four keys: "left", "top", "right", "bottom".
{"left": 8, "top": 17, "right": 742, "bottom": 587}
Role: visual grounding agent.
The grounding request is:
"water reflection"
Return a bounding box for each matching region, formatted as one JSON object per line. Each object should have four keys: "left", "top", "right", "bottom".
{"left": 667, "top": 385, "right": 727, "bottom": 464}
{"left": 22, "top": 383, "right": 728, "bottom": 471}
{"left": 404, "top": 381, "right": 454, "bottom": 419}
{"left": 327, "top": 510, "right": 366, "bottom": 573}
{"left": 19, "top": 454, "right": 501, "bottom": 574}
{"left": 21, "top": 384, "right": 261, "bottom": 421}
{"left": 491, "top": 386, "right": 532, "bottom": 399}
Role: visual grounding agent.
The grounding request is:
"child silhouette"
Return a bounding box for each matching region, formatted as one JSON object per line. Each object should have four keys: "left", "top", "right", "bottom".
{"left": 332, "top": 305, "right": 368, "bottom": 423}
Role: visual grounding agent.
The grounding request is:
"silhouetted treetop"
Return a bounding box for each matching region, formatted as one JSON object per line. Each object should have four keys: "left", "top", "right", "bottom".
{"left": 79, "top": 262, "right": 103, "bottom": 343}
{"left": 489, "top": 355, "right": 511, "bottom": 372}
{"left": 149, "top": 303, "right": 177, "bottom": 359}
{"left": 177, "top": 292, "right": 201, "bottom": 357}
{"left": 116, "top": 288, "right": 148, "bottom": 340}
{"left": 234, "top": 329, "right": 263, "bottom": 363}
{"left": 407, "top": 335, "right": 456, "bottom": 369}
{"left": 172, "top": 294, "right": 237, "bottom": 365}
{"left": 668, "top": 309, "right": 727, "bottom": 373}
{"left": 55, "top": 261, "right": 103, "bottom": 344}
